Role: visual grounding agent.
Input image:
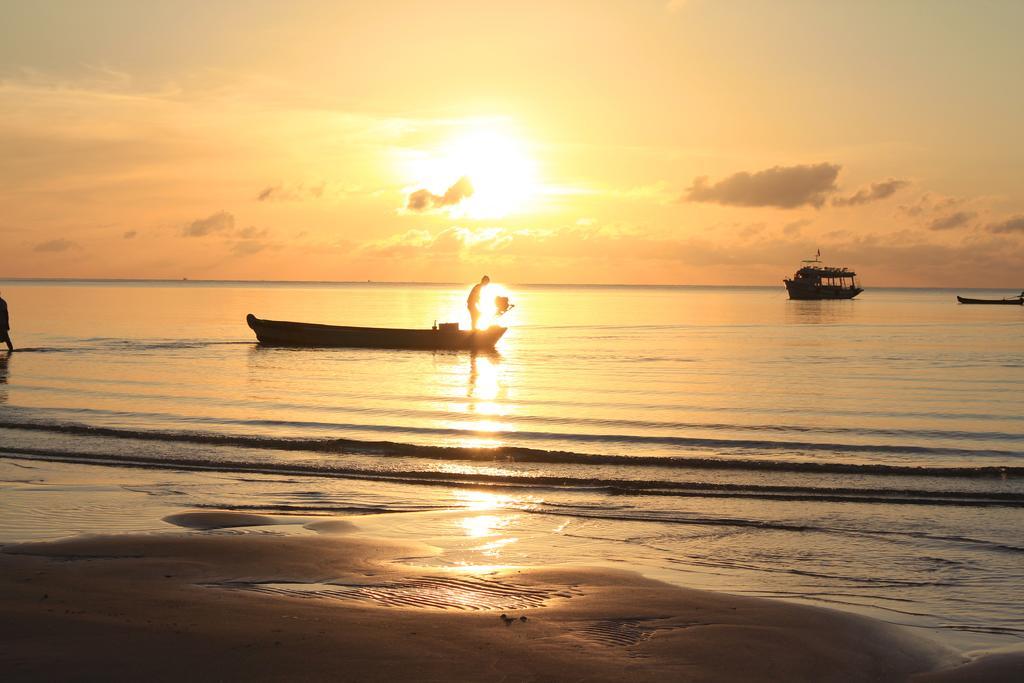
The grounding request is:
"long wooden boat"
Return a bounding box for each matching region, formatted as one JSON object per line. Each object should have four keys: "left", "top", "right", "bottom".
{"left": 246, "top": 314, "right": 507, "bottom": 350}
{"left": 956, "top": 295, "right": 1023, "bottom": 305}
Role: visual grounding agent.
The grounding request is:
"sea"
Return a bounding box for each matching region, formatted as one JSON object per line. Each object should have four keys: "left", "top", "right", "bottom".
{"left": 1, "top": 280, "right": 1022, "bottom": 649}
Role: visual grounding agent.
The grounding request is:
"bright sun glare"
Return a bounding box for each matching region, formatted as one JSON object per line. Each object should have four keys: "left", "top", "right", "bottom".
{"left": 407, "top": 122, "right": 539, "bottom": 219}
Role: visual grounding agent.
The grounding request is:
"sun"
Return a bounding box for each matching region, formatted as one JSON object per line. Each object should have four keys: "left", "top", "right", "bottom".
{"left": 405, "top": 121, "right": 540, "bottom": 219}
{"left": 447, "top": 126, "right": 539, "bottom": 218}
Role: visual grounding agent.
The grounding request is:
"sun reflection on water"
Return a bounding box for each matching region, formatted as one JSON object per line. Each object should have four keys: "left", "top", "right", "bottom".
{"left": 472, "top": 536, "right": 518, "bottom": 556}
{"left": 453, "top": 489, "right": 515, "bottom": 511}
{"left": 452, "top": 491, "right": 525, "bottom": 561}
{"left": 444, "top": 352, "right": 514, "bottom": 449}
{"left": 460, "top": 514, "right": 509, "bottom": 538}
{"left": 437, "top": 463, "right": 523, "bottom": 478}
{"left": 446, "top": 419, "right": 510, "bottom": 434}
{"left": 450, "top": 435, "right": 504, "bottom": 450}
{"left": 467, "top": 351, "right": 501, "bottom": 402}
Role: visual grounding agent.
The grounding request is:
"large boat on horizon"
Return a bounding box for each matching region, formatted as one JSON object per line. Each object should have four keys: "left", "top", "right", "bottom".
{"left": 784, "top": 252, "right": 863, "bottom": 300}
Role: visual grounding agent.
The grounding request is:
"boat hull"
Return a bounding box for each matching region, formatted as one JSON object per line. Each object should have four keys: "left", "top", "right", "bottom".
{"left": 247, "top": 314, "right": 506, "bottom": 350}
{"left": 784, "top": 280, "right": 863, "bottom": 300}
{"left": 956, "top": 296, "right": 1023, "bottom": 305}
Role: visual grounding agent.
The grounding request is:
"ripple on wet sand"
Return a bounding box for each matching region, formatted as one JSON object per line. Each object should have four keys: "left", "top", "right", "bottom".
{"left": 213, "top": 574, "right": 582, "bottom": 611}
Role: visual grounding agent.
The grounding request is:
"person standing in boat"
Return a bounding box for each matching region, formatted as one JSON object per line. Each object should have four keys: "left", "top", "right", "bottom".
{"left": 467, "top": 275, "right": 490, "bottom": 330}
{"left": 0, "top": 291, "right": 13, "bottom": 352}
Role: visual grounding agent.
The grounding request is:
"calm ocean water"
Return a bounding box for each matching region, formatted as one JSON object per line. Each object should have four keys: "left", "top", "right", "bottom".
{"left": 1, "top": 280, "right": 1022, "bottom": 647}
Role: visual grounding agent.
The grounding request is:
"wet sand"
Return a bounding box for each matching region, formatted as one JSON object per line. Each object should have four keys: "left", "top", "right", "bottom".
{"left": 1, "top": 511, "right": 1019, "bottom": 682}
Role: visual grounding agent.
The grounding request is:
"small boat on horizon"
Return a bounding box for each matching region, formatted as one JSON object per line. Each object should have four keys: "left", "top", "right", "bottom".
{"left": 246, "top": 314, "right": 507, "bottom": 350}
{"left": 956, "top": 294, "right": 1023, "bottom": 305}
{"left": 784, "top": 252, "right": 863, "bottom": 300}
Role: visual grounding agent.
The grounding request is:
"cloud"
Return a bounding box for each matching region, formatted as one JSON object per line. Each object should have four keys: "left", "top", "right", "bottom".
{"left": 256, "top": 183, "right": 326, "bottom": 202}
{"left": 231, "top": 240, "right": 268, "bottom": 256}
{"left": 683, "top": 163, "right": 840, "bottom": 208}
{"left": 406, "top": 176, "right": 474, "bottom": 212}
{"left": 739, "top": 223, "right": 766, "bottom": 239}
{"left": 783, "top": 219, "right": 811, "bottom": 236}
{"left": 123, "top": 230, "right": 137, "bottom": 239}
{"left": 182, "top": 211, "right": 234, "bottom": 237}
{"left": 898, "top": 193, "right": 962, "bottom": 218}
{"left": 349, "top": 219, "right": 1024, "bottom": 286}
{"left": 362, "top": 226, "right": 511, "bottom": 257}
{"left": 986, "top": 215, "right": 1024, "bottom": 234}
{"left": 832, "top": 179, "right": 909, "bottom": 207}
{"left": 237, "top": 226, "right": 268, "bottom": 238}
{"left": 362, "top": 229, "right": 434, "bottom": 257}
{"left": 405, "top": 190, "right": 433, "bottom": 211}
{"left": 33, "top": 238, "right": 80, "bottom": 252}
{"left": 928, "top": 211, "right": 976, "bottom": 231}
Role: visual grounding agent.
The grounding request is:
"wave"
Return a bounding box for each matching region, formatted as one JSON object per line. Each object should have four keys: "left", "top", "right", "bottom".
{"left": 2, "top": 415, "right": 1021, "bottom": 467}
{"left": 3, "top": 440, "right": 1024, "bottom": 511}
{"left": 11, "top": 386, "right": 1023, "bottom": 443}
{"left": 2, "top": 419, "right": 1022, "bottom": 479}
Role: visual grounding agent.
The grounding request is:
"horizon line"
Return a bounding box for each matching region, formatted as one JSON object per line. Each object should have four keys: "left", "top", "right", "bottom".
{"left": 0, "top": 276, "right": 1016, "bottom": 291}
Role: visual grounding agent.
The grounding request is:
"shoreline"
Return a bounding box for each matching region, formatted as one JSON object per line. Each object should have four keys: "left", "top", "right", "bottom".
{"left": 2, "top": 472, "right": 1023, "bottom": 681}
{"left": 2, "top": 455, "right": 1023, "bottom": 656}
{"left": 5, "top": 510, "right": 1017, "bottom": 682}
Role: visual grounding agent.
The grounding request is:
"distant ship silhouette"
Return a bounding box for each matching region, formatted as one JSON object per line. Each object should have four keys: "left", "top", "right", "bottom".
{"left": 784, "top": 251, "right": 862, "bottom": 300}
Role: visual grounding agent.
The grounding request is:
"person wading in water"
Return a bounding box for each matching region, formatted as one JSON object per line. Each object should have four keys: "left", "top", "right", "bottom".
{"left": 466, "top": 276, "right": 490, "bottom": 330}
{"left": 0, "top": 291, "right": 13, "bottom": 352}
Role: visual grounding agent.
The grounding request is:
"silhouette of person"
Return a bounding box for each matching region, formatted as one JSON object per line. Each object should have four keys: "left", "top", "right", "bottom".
{"left": 466, "top": 275, "right": 490, "bottom": 330}
{"left": 0, "top": 291, "right": 12, "bottom": 352}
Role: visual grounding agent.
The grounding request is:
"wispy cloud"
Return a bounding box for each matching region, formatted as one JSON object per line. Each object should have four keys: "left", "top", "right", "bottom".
{"left": 231, "top": 240, "right": 268, "bottom": 256}
{"left": 362, "top": 226, "right": 511, "bottom": 257}
{"left": 237, "top": 226, "right": 268, "bottom": 238}
{"left": 182, "top": 211, "right": 234, "bottom": 237}
{"left": 898, "top": 192, "right": 962, "bottom": 218}
{"left": 986, "top": 215, "right": 1024, "bottom": 234}
{"left": 683, "top": 163, "right": 840, "bottom": 209}
{"left": 33, "top": 238, "right": 80, "bottom": 252}
{"left": 256, "top": 183, "right": 326, "bottom": 202}
{"left": 928, "top": 211, "right": 975, "bottom": 231}
{"left": 783, "top": 219, "right": 812, "bottom": 236}
{"left": 832, "top": 179, "right": 909, "bottom": 207}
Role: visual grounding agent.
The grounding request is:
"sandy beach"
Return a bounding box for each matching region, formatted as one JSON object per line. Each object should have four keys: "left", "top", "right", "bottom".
{"left": 2, "top": 504, "right": 1020, "bottom": 682}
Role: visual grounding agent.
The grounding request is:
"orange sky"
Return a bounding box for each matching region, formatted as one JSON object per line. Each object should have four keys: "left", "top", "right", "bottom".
{"left": 1, "top": 1, "right": 1022, "bottom": 286}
